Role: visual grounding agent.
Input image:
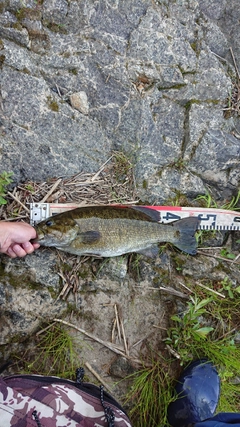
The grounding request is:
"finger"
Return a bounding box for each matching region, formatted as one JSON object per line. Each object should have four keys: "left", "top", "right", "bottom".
{"left": 32, "top": 243, "right": 40, "bottom": 250}
{"left": 6, "top": 246, "right": 18, "bottom": 258}
{"left": 11, "top": 244, "right": 28, "bottom": 258}
{"left": 22, "top": 241, "right": 36, "bottom": 254}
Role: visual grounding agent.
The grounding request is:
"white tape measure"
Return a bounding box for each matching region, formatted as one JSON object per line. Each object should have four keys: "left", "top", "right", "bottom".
{"left": 29, "top": 203, "right": 240, "bottom": 231}
{"left": 147, "top": 206, "right": 240, "bottom": 231}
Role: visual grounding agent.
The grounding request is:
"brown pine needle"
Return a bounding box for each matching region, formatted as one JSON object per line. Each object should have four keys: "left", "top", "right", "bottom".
{"left": 7, "top": 191, "right": 30, "bottom": 213}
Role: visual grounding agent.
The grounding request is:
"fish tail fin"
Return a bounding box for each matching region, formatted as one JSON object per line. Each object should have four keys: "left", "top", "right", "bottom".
{"left": 171, "top": 217, "right": 200, "bottom": 255}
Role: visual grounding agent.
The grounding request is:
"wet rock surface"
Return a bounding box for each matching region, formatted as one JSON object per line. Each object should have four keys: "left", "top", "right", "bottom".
{"left": 0, "top": 0, "right": 240, "bottom": 412}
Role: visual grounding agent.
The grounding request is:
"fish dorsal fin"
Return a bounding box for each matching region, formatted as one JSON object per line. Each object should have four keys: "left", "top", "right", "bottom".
{"left": 131, "top": 206, "right": 160, "bottom": 222}
{"left": 78, "top": 230, "right": 101, "bottom": 244}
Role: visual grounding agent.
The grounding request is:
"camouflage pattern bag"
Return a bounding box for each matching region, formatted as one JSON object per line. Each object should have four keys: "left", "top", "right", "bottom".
{"left": 0, "top": 368, "right": 132, "bottom": 427}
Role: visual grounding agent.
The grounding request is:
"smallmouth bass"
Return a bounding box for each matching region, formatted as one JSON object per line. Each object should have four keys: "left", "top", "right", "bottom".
{"left": 33, "top": 205, "right": 200, "bottom": 257}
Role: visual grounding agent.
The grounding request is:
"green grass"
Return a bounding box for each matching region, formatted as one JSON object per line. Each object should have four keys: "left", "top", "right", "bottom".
{"left": 13, "top": 323, "right": 82, "bottom": 380}
{"left": 222, "top": 190, "right": 240, "bottom": 210}
{"left": 124, "top": 355, "right": 175, "bottom": 427}
{"left": 112, "top": 150, "right": 133, "bottom": 182}
{"left": 195, "top": 190, "right": 240, "bottom": 211}
{"left": 125, "top": 282, "right": 240, "bottom": 423}
{"left": 0, "top": 171, "right": 13, "bottom": 205}
{"left": 165, "top": 290, "right": 240, "bottom": 412}
{"left": 194, "top": 190, "right": 240, "bottom": 246}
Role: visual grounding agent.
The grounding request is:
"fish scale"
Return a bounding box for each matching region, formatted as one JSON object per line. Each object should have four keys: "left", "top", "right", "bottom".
{"left": 71, "top": 216, "right": 173, "bottom": 256}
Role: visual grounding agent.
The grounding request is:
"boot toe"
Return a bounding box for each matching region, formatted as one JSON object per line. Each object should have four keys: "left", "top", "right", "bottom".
{"left": 167, "top": 359, "right": 220, "bottom": 427}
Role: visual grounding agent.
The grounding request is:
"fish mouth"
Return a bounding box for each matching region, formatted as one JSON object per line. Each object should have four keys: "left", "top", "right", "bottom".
{"left": 32, "top": 232, "right": 45, "bottom": 243}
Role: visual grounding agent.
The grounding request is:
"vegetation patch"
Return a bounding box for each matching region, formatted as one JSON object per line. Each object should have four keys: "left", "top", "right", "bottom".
{"left": 126, "top": 287, "right": 240, "bottom": 424}
{"left": 224, "top": 47, "right": 240, "bottom": 119}
{"left": 12, "top": 322, "right": 82, "bottom": 379}
{"left": 47, "top": 96, "right": 59, "bottom": 112}
{"left": 124, "top": 354, "right": 175, "bottom": 427}
{"left": 0, "top": 171, "right": 13, "bottom": 205}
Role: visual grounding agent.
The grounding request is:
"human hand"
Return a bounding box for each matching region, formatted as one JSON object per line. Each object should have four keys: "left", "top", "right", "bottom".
{"left": 0, "top": 221, "right": 40, "bottom": 258}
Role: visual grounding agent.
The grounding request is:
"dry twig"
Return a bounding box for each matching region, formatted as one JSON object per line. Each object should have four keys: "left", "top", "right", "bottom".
{"left": 196, "top": 281, "right": 225, "bottom": 299}
{"left": 85, "top": 362, "right": 114, "bottom": 394}
{"left": 135, "top": 285, "right": 188, "bottom": 299}
{"left": 2, "top": 153, "right": 137, "bottom": 223}
{"left": 53, "top": 318, "right": 151, "bottom": 367}
{"left": 198, "top": 249, "right": 240, "bottom": 264}
{"left": 40, "top": 178, "right": 62, "bottom": 203}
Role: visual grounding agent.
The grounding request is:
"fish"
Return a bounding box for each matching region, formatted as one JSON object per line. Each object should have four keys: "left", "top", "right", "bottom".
{"left": 33, "top": 205, "right": 200, "bottom": 257}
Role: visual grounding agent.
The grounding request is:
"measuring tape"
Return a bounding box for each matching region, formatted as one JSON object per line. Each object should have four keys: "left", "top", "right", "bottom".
{"left": 29, "top": 203, "right": 240, "bottom": 231}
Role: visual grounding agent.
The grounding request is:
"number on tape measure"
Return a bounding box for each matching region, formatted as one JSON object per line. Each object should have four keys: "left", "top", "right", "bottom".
{"left": 198, "top": 214, "right": 216, "bottom": 227}
{"left": 162, "top": 212, "right": 182, "bottom": 221}
{"left": 234, "top": 216, "right": 240, "bottom": 223}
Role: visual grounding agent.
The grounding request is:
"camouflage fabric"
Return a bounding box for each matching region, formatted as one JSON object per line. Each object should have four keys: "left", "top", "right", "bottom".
{"left": 0, "top": 375, "right": 132, "bottom": 427}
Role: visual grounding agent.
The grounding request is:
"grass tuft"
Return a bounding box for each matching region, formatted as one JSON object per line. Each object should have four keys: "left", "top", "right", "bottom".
{"left": 125, "top": 285, "right": 240, "bottom": 424}
{"left": 0, "top": 171, "right": 13, "bottom": 205}
{"left": 124, "top": 355, "right": 175, "bottom": 427}
{"left": 13, "top": 323, "right": 82, "bottom": 380}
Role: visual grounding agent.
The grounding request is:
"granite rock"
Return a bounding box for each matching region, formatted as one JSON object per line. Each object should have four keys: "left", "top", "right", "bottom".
{"left": 0, "top": 0, "right": 240, "bottom": 374}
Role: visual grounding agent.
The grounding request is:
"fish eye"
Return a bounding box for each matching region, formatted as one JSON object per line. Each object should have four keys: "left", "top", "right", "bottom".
{"left": 45, "top": 220, "right": 53, "bottom": 226}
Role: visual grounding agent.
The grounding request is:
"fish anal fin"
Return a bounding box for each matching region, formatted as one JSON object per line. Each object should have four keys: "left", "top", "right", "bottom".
{"left": 135, "top": 244, "right": 159, "bottom": 258}
{"left": 78, "top": 230, "right": 101, "bottom": 244}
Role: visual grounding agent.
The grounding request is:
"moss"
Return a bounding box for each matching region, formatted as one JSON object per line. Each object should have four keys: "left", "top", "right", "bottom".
{"left": 68, "top": 68, "right": 78, "bottom": 75}
{"left": 190, "top": 41, "right": 198, "bottom": 52}
{"left": 184, "top": 99, "right": 201, "bottom": 110}
{"left": 172, "top": 254, "right": 186, "bottom": 272}
{"left": 0, "top": 3, "right": 6, "bottom": 14}
{"left": 22, "top": 67, "right": 30, "bottom": 74}
{"left": 15, "top": 8, "right": 27, "bottom": 21}
{"left": 47, "top": 96, "right": 59, "bottom": 112}
{"left": 62, "top": 51, "right": 71, "bottom": 58}
{"left": 77, "top": 266, "right": 90, "bottom": 280}
{"left": 79, "top": 309, "right": 99, "bottom": 323}
{"left": 172, "top": 158, "right": 186, "bottom": 170}
{"left": 111, "top": 150, "right": 134, "bottom": 185}
{"left": 12, "top": 22, "right": 23, "bottom": 31}
{"left": 158, "top": 83, "right": 186, "bottom": 91}
{"left": 0, "top": 262, "right": 59, "bottom": 299}
{"left": 184, "top": 99, "right": 219, "bottom": 110}
{"left": 0, "top": 270, "right": 40, "bottom": 292}
{"left": 43, "top": 21, "right": 67, "bottom": 34}
{"left": 165, "top": 191, "right": 189, "bottom": 207}
{"left": 16, "top": 7, "right": 42, "bottom": 22}
{"left": 142, "top": 179, "right": 148, "bottom": 190}
{"left": 0, "top": 55, "right": 5, "bottom": 67}
{"left": 60, "top": 262, "right": 72, "bottom": 273}
{"left": 208, "top": 99, "right": 220, "bottom": 105}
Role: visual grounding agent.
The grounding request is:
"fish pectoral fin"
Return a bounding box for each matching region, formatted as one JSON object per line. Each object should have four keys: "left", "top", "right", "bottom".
{"left": 78, "top": 230, "right": 101, "bottom": 244}
{"left": 135, "top": 245, "right": 159, "bottom": 258}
